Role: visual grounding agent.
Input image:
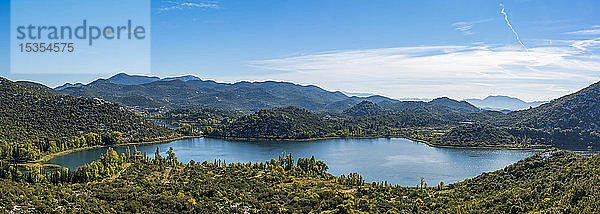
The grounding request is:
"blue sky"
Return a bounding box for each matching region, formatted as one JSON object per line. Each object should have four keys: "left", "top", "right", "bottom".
{"left": 1, "top": 0, "right": 600, "bottom": 101}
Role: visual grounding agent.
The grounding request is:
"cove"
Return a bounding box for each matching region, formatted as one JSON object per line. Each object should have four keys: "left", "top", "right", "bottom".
{"left": 47, "top": 138, "right": 537, "bottom": 186}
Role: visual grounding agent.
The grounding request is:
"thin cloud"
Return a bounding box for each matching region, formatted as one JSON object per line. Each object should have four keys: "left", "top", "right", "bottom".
{"left": 452, "top": 19, "right": 493, "bottom": 35}
{"left": 565, "top": 28, "right": 600, "bottom": 36}
{"left": 248, "top": 44, "right": 600, "bottom": 101}
{"left": 570, "top": 38, "right": 600, "bottom": 51}
{"left": 158, "top": 0, "right": 218, "bottom": 12}
{"left": 500, "top": 4, "right": 527, "bottom": 51}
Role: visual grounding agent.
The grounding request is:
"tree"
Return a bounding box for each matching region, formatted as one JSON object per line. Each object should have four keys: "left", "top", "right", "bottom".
{"left": 155, "top": 147, "right": 163, "bottom": 161}
{"left": 167, "top": 147, "right": 177, "bottom": 162}
{"left": 102, "top": 131, "right": 123, "bottom": 145}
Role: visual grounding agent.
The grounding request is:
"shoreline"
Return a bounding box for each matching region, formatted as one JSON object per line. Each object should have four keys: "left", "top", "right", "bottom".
{"left": 206, "top": 135, "right": 548, "bottom": 150}
{"left": 29, "top": 135, "right": 200, "bottom": 166}
{"left": 32, "top": 134, "right": 549, "bottom": 168}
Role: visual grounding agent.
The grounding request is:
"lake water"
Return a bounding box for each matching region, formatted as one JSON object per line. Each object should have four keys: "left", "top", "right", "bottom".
{"left": 48, "top": 138, "right": 539, "bottom": 186}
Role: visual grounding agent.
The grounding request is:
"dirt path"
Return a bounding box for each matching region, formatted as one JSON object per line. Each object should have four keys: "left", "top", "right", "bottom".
{"left": 104, "top": 163, "right": 132, "bottom": 182}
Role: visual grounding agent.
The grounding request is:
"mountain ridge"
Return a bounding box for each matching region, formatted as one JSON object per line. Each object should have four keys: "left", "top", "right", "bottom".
{"left": 466, "top": 95, "right": 547, "bottom": 111}
{"left": 57, "top": 74, "right": 482, "bottom": 114}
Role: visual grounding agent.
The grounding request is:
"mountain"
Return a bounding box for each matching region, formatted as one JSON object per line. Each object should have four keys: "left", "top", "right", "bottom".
{"left": 82, "top": 73, "right": 205, "bottom": 87}
{"left": 466, "top": 95, "right": 547, "bottom": 111}
{"left": 377, "top": 97, "right": 481, "bottom": 114}
{"left": 341, "top": 101, "right": 387, "bottom": 117}
{"left": 0, "top": 77, "right": 174, "bottom": 161}
{"left": 54, "top": 82, "right": 84, "bottom": 90}
{"left": 162, "top": 75, "right": 202, "bottom": 82}
{"left": 397, "top": 97, "right": 432, "bottom": 102}
{"left": 341, "top": 91, "right": 375, "bottom": 97}
{"left": 57, "top": 74, "right": 404, "bottom": 112}
{"left": 499, "top": 81, "right": 600, "bottom": 131}
{"left": 323, "top": 95, "right": 399, "bottom": 112}
{"left": 102, "top": 73, "right": 161, "bottom": 85}
{"left": 429, "top": 97, "right": 481, "bottom": 113}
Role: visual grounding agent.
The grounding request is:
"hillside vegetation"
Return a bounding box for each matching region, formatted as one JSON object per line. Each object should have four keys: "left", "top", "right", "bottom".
{"left": 499, "top": 81, "right": 600, "bottom": 131}
{"left": 0, "top": 78, "right": 175, "bottom": 161}
{"left": 0, "top": 149, "right": 599, "bottom": 213}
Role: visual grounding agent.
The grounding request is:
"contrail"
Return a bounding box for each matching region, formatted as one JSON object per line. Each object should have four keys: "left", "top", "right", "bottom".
{"left": 500, "top": 4, "right": 527, "bottom": 51}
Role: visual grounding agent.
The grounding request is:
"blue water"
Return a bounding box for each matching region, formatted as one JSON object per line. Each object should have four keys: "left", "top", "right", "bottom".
{"left": 47, "top": 138, "right": 538, "bottom": 186}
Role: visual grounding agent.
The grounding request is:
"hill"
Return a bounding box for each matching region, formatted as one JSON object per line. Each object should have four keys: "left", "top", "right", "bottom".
{"left": 213, "top": 106, "right": 334, "bottom": 139}
{"left": 498, "top": 81, "right": 600, "bottom": 131}
{"left": 100, "top": 73, "right": 160, "bottom": 85}
{"left": 436, "top": 150, "right": 600, "bottom": 212}
{"left": 378, "top": 97, "right": 481, "bottom": 114}
{"left": 205, "top": 106, "right": 460, "bottom": 140}
{"left": 433, "top": 81, "right": 600, "bottom": 149}
{"left": 341, "top": 101, "right": 387, "bottom": 117}
{"left": 429, "top": 97, "right": 481, "bottom": 113}
{"left": 0, "top": 77, "right": 175, "bottom": 161}
{"left": 15, "top": 81, "right": 56, "bottom": 93}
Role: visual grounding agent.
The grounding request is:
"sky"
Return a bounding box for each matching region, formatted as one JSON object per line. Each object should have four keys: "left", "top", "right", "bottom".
{"left": 1, "top": 0, "right": 600, "bottom": 101}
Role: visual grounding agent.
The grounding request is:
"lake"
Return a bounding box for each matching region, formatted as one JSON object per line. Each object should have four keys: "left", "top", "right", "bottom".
{"left": 48, "top": 137, "right": 538, "bottom": 186}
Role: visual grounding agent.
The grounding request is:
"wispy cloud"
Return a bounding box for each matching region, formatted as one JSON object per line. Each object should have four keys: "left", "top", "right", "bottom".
{"left": 158, "top": 0, "right": 218, "bottom": 12}
{"left": 500, "top": 4, "right": 527, "bottom": 51}
{"left": 452, "top": 19, "right": 493, "bottom": 35}
{"left": 248, "top": 44, "right": 600, "bottom": 101}
{"left": 565, "top": 27, "right": 600, "bottom": 36}
{"left": 570, "top": 38, "right": 600, "bottom": 51}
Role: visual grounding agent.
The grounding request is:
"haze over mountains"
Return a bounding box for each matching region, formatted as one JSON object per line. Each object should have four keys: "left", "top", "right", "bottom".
{"left": 466, "top": 96, "right": 547, "bottom": 111}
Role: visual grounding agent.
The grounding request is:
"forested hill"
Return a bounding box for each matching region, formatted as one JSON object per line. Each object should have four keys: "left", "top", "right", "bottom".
{"left": 207, "top": 106, "right": 459, "bottom": 140}
{"left": 442, "top": 149, "right": 600, "bottom": 212}
{"left": 432, "top": 81, "right": 600, "bottom": 149}
{"left": 497, "top": 80, "right": 600, "bottom": 130}
{"left": 212, "top": 107, "right": 335, "bottom": 139}
{"left": 428, "top": 97, "right": 481, "bottom": 113}
{"left": 341, "top": 101, "right": 388, "bottom": 117}
{"left": 0, "top": 77, "right": 175, "bottom": 161}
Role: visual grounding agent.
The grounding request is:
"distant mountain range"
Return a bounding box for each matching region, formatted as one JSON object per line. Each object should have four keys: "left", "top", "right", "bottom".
{"left": 57, "top": 73, "right": 391, "bottom": 112}
{"left": 465, "top": 96, "right": 547, "bottom": 111}
{"left": 55, "top": 73, "right": 564, "bottom": 118}
{"left": 57, "top": 73, "right": 481, "bottom": 113}
{"left": 55, "top": 73, "right": 203, "bottom": 90}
